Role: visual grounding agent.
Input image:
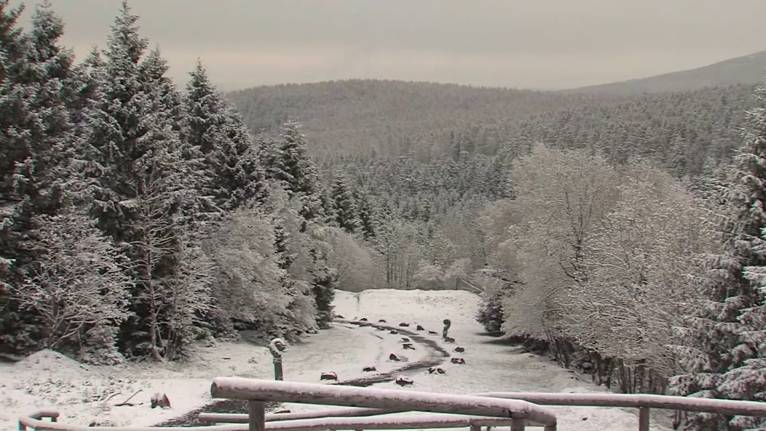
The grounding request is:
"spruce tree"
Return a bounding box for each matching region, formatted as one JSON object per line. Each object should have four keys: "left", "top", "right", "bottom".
{"left": 86, "top": 2, "right": 209, "bottom": 360}
{"left": 1, "top": 0, "right": 75, "bottom": 253}
{"left": 309, "top": 249, "right": 337, "bottom": 329}
{"left": 0, "top": 0, "right": 24, "bottom": 84}
{"left": 1, "top": 1, "right": 34, "bottom": 330}
{"left": 184, "top": 61, "right": 265, "bottom": 211}
{"left": 330, "top": 174, "right": 359, "bottom": 233}
{"left": 318, "top": 185, "right": 337, "bottom": 226}
{"left": 268, "top": 121, "right": 318, "bottom": 196}
{"left": 90, "top": 0, "right": 149, "bottom": 243}
{"left": 672, "top": 84, "right": 766, "bottom": 430}
{"left": 273, "top": 219, "right": 295, "bottom": 270}
{"left": 355, "top": 190, "right": 376, "bottom": 239}
{"left": 210, "top": 110, "right": 266, "bottom": 210}
{"left": 0, "top": 1, "right": 80, "bottom": 353}
{"left": 261, "top": 121, "right": 322, "bottom": 226}
{"left": 184, "top": 60, "right": 224, "bottom": 155}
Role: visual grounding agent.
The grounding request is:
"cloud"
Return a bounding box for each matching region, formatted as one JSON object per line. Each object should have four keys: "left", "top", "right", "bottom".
{"left": 19, "top": 0, "right": 766, "bottom": 90}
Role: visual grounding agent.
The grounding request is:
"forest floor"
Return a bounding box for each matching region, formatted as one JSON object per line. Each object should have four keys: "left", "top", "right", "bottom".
{"left": 1, "top": 289, "right": 672, "bottom": 430}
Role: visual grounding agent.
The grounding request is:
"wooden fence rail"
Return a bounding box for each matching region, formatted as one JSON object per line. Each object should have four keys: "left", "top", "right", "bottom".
{"left": 20, "top": 379, "right": 766, "bottom": 431}
{"left": 201, "top": 381, "right": 766, "bottom": 431}
{"left": 198, "top": 408, "right": 386, "bottom": 424}
{"left": 480, "top": 391, "right": 766, "bottom": 431}
{"left": 18, "top": 411, "right": 248, "bottom": 431}
{"left": 210, "top": 377, "right": 557, "bottom": 431}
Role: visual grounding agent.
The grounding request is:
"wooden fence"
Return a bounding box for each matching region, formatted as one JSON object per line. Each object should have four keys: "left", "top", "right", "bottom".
{"left": 20, "top": 378, "right": 766, "bottom": 431}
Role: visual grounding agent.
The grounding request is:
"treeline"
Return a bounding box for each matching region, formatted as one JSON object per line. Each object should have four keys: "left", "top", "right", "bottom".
{"left": 319, "top": 150, "right": 510, "bottom": 291}
{"left": 0, "top": 1, "right": 378, "bottom": 363}
{"left": 473, "top": 135, "right": 765, "bottom": 428}
{"left": 476, "top": 145, "right": 717, "bottom": 390}
{"left": 229, "top": 79, "right": 607, "bottom": 160}
{"left": 483, "top": 85, "right": 755, "bottom": 177}
{"left": 312, "top": 83, "right": 765, "bottom": 429}
{"left": 230, "top": 79, "right": 756, "bottom": 180}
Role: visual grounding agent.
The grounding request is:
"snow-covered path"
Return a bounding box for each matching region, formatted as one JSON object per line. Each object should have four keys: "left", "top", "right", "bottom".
{"left": 0, "top": 322, "right": 427, "bottom": 429}
{"left": 2, "top": 289, "right": 673, "bottom": 430}
{"left": 276, "top": 321, "right": 431, "bottom": 385}
{"left": 330, "top": 289, "right": 672, "bottom": 431}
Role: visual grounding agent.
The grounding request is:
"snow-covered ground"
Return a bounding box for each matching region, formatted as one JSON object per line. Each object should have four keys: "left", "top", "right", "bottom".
{"left": 0, "top": 294, "right": 428, "bottom": 429}
{"left": 331, "top": 289, "right": 671, "bottom": 431}
{"left": 1, "top": 289, "right": 671, "bottom": 430}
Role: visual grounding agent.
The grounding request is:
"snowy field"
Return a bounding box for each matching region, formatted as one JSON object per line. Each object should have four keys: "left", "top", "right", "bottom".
{"left": 332, "top": 289, "right": 672, "bottom": 431}
{"left": 1, "top": 289, "right": 671, "bottom": 430}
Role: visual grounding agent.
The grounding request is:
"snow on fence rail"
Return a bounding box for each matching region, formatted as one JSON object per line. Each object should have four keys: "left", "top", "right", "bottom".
{"left": 202, "top": 382, "right": 766, "bottom": 431}
{"left": 480, "top": 391, "right": 766, "bottom": 431}
{"left": 19, "top": 411, "right": 519, "bottom": 431}
{"left": 209, "top": 377, "right": 557, "bottom": 431}
{"left": 199, "top": 408, "right": 387, "bottom": 424}
{"left": 241, "top": 414, "right": 520, "bottom": 430}
{"left": 20, "top": 379, "right": 766, "bottom": 431}
{"left": 478, "top": 391, "right": 766, "bottom": 416}
{"left": 18, "top": 410, "right": 248, "bottom": 431}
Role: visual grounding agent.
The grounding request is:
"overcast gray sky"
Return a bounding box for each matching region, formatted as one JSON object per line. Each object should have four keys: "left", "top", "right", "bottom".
{"left": 14, "top": 0, "right": 766, "bottom": 91}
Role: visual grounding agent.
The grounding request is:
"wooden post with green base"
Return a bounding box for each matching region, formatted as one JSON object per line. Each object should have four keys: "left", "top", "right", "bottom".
{"left": 269, "top": 338, "right": 287, "bottom": 381}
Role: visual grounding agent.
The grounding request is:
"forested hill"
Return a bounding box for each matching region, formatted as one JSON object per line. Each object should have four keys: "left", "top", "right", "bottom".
{"left": 566, "top": 50, "right": 766, "bottom": 95}
{"left": 227, "top": 80, "right": 610, "bottom": 160}
{"left": 229, "top": 79, "right": 756, "bottom": 176}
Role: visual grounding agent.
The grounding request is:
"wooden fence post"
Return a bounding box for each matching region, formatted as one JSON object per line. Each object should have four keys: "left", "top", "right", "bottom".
{"left": 273, "top": 357, "right": 283, "bottom": 381}
{"left": 639, "top": 406, "right": 650, "bottom": 431}
{"left": 248, "top": 400, "right": 266, "bottom": 431}
{"left": 269, "top": 338, "right": 287, "bottom": 381}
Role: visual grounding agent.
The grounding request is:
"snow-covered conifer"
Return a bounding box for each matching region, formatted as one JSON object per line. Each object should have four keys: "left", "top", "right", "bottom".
{"left": 184, "top": 61, "right": 265, "bottom": 211}
{"left": 672, "top": 84, "right": 766, "bottom": 430}
{"left": 330, "top": 174, "right": 359, "bottom": 233}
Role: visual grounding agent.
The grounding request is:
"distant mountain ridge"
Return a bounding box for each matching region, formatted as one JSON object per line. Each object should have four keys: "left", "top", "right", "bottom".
{"left": 227, "top": 51, "right": 762, "bottom": 168}
{"left": 227, "top": 79, "right": 593, "bottom": 159}
{"left": 566, "top": 50, "right": 766, "bottom": 95}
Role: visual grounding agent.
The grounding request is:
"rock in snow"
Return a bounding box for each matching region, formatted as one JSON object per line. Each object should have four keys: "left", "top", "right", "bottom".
{"left": 320, "top": 371, "right": 338, "bottom": 381}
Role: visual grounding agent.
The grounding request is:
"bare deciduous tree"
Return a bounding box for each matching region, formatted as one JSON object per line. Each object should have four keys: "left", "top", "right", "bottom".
{"left": 18, "top": 209, "right": 131, "bottom": 350}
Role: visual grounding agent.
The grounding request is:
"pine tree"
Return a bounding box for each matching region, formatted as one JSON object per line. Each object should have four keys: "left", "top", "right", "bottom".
{"left": 309, "top": 249, "right": 337, "bottom": 329}
{"left": 184, "top": 60, "right": 225, "bottom": 155}
{"left": 0, "top": 1, "right": 81, "bottom": 354}
{"left": 476, "top": 293, "right": 504, "bottom": 335}
{"left": 330, "top": 174, "right": 359, "bottom": 233}
{"left": 261, "top": 121, "right": 321, "bottom": 226}
{"left": 281, "top": 121, "right": 318, "bottom": 197}
{"left": 273, "top": 218, "right": 295, "bottom": 270}
{"left": 85, "top": 2, "right": 209, "bottom": 360}
{"left": 1, "top": 0, "right": 75, "bottom": 252}
{"left": 90, "top": 0, "right": 149, "bottom": 243}
{"left": 184, "top": 61, "right": 265, "bottom": 211}
{"left": 717, "top": 86, "right": 766, "bottom": 429}
{"left": 0, "top": 0, "right": 24, "bottom": 84}
{"left": 0, "top": 1, "right": 35, "bottom": 344}
{"left": 15, "top": 0, "right": 80, "bottom": 213}
{"left": 672, "top": 84, "right": 766, "bottom": 430}
{"left": 354, "top": 189, "right": 376, "bottom": 239}
{"left": 209, "top": 110, "right": 266, "bottom": 210}
{"left": 318, "top": 185, "right": 337, "bottom": 226}
{"left": 263, "top": 121, "right": 317, "bottom": 196}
